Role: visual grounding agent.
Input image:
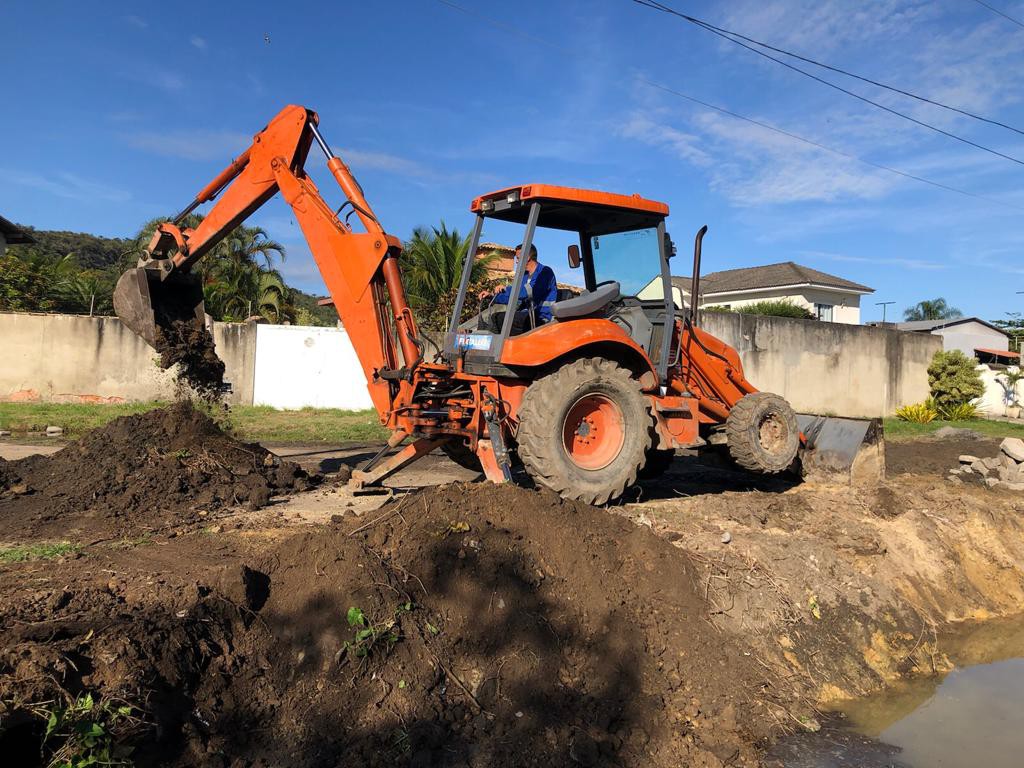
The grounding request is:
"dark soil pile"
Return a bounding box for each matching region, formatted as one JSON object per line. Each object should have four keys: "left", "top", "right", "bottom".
{"left": 886, "top": 437, "right": 1001, "bottom": 476}
{"left": 154, "top": 318, "right": 226, "bottom": 400}
{"left": 0, "top": 403, "right": 312, "bottom": 539}
{"left": 0, "top": 484, "right": 804, "bottom": 767}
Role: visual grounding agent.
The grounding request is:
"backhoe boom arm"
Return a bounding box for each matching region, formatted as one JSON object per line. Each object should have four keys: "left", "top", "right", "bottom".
{"left": 116, "top": 105, "right": 421, "bottom": 418}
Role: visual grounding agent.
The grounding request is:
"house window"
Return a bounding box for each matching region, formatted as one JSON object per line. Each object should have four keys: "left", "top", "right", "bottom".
{"left": 815, "top": 303, "right": 834, "bottom": 322}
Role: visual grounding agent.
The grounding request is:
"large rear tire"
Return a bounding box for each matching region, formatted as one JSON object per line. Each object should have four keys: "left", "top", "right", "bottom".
{"left": 725, "top": 392, "right": 799, "bottom": 473}
{"left": 516, "top": 358, "right": 652, "bottom": 505}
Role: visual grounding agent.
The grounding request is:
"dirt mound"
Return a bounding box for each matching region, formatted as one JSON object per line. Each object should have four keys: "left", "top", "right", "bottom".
{"left": 0, "top": 403, "right": 313, "bottom": 539}
{"left": 886, "top": 438, "right": 1001, "bottom": 477}
{"left": 0, "top": 484, "right": 804, "bottom": 767}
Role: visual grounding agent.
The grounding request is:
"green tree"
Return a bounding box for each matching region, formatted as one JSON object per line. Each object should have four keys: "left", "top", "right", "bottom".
{"left": 927, "top": 350, "right": 984, "bottom": 409}
{"left": 401, "top": 222, "right": 498, "bottom": 330}
{"left": 0, "top": 254, "right": 57, "bottom": 311}
{"left": 903, "top": 298, "right": 962, "bottom": 321}
{"left": 992, "top": 312, "right": 1024, "bottom": 354}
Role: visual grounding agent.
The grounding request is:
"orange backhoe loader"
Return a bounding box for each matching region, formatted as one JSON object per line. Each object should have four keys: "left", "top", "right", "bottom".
{"left": 114, "top": 105, "right": 879, "bottom": 504}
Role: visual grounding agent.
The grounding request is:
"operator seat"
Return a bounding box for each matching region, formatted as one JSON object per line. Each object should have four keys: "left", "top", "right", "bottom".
{"left": 550, "top": 281, "right": 620, "bottom": 321}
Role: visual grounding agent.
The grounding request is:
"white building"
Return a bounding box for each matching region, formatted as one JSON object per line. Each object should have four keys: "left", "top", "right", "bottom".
{"left": 894, "top": 317, "right": 1016, "bottom": 362}
{"left": 0, "top": 215, "right": 34, "bottom": 257}
{"left": 638, "top": 261, "right": 873, "bottom": 325}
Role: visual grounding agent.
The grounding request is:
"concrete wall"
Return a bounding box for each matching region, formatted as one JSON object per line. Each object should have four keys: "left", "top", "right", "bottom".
{"left": 252, "top": 324, "right": 374, "bottom": 410}
{"left": 0, "top": 312, "right": 255, "bottom": 405}
{"left": 977, "top": 364, "right": 1021, "bottom": 415}
{"left": 1, "top": 310, "right": 939, "bottom": 417}
{"left": 698, "top": 311, "right": 941, "bottom": 417}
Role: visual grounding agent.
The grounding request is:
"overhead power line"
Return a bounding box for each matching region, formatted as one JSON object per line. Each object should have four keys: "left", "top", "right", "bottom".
{"left": 969, "top": 0, "right": 1024, "bottom": 29}
{"left": 433, "top": 0, "right": 1023, "bottom": 211}
{"left": 631, "top": 0, "right": 1024, "bottom": 166}
{"left": 630, "top": 0, "right": 1024, "bottom": 138}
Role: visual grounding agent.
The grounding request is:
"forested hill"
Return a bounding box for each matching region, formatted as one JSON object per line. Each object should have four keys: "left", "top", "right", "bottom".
{"left": 15, "top": 225, "right": 131, "bottom": 269}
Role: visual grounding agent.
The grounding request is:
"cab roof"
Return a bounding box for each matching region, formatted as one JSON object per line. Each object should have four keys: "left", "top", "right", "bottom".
{"left": 471, "top": 184, "right": 669, "bottom": 236}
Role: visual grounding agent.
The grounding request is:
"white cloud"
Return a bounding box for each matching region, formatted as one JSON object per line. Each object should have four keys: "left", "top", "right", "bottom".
{"left": 124, "top": 14, "right": 147, "bottom": 29}
{"left": 617, "top": 115, "right": 712, "bottom": 167}
{"left": 3, "top": 169, "right": 131, "bottom": 203}
{"left": 334, "top": 147, "right": 434, "bottom": 178}
{"left": 801, "top": 249, "right": 946, "bottom": 270}
{"left": 190, "top": 35, "right": 207, "bottom": 50}
{"left": 126, "top": 130, "right": 250, "bottom": 161}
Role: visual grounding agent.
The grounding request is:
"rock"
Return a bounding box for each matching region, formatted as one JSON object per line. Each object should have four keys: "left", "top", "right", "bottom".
{"left": 934, "top": 427, "right": 983, "bottom": 440}
{"left": 959, "top": 455, "right": 981, "bottom": 464}
{"left": 998, "top": 466, "right": 1022, "bottom": 483}
{"left": 972, "top": 460, "right": 990, "bottom": 476}
{"left": 948, "top": 468, "right": 963, "bottom": 476}
{"left": 1005, "top": 482, "right": 1024, "bottom": 492}
{"left": 45, "top": 425, "right": 63, "bottom": 437}
{"left": 1001, "top": 438, "right": 1024, "bottom": 463}
{"left": 962, "top": 465, "right": 974, "bottom": 474}
{"left": 721, "top": 531, "right": 732, "bottom": 544}
{"left": 947, "top": 476, "right": 963, "bottom": 485}
{"left": 0, "top": 429, "right": 10, "bottom": 437}
{"left": 985, "top": 477, "right": 1001, "bottom": 488}
{"left": 984, "top": 457, "right": 1002, "bottom": 470}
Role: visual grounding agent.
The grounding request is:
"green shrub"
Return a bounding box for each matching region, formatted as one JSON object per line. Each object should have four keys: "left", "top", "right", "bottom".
{"left": 937, "top": 402, "right": 979, "bottom": 421}
{"left": 734, "top": 300, "right": 815, "bottom": 319}
{"left": 927, "top": 350, "right": 984, "bottom": 409}
{"left": 895, "top": 402, "right": 938, "bottom": 423}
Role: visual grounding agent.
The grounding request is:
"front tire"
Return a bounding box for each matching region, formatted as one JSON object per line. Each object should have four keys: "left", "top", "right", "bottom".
{"left": 725, "top": 392, "right": 799, "bottom": 473}
{"left": 516, "top": 358, "right": 652, "bottom": 505}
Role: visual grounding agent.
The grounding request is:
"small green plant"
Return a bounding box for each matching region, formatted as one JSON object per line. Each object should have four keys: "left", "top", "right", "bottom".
{"left": 937, "top": 402, "right": 979, "bottom": 421}
{"left": 39, "top": 693, "right": 137, "bottom": 768}
{"left": 895, "top": 402, "right": 938, "bottom": 423}
{"left": 0, "top": 541, "right": 79, "bottom": 564}
{"left": 340, "top": 602, "right": 412, "bottom": 661}
{"left": 928, "top": 350, "right": 984, "bottom": 410}
{"left": 171, "top": 448, "right": 192, "bottom": 460}
{"left": 998, "top": 368, "right": 1024, "bottom": 410}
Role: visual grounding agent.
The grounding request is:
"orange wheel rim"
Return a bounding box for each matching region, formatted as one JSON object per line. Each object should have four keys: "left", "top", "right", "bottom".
{"left": 562, "top": 394, "right": 625, "bottom": 470}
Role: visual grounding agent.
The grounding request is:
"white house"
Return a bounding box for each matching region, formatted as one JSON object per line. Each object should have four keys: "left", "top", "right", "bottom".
{"left": 893, "top": 317, "right": 1016, "bottom": 362}
{"left": 0, "top": 215, "right": 34, "bottom": 257}
{"left": 638, "top": 261, "right": 873, "bottom": 325}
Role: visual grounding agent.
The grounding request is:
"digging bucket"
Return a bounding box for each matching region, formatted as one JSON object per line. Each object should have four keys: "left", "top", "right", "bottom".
{"left": 113, "top": 265, "right": 205, "bottom": 350}
{"left": 797, "top": 415, "right": 885, "bottom": 485}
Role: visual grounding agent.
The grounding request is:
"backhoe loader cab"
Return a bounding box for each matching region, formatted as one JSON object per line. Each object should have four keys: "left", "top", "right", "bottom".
{"left": 445, "top": 184, "right": 682, "bottom": 385}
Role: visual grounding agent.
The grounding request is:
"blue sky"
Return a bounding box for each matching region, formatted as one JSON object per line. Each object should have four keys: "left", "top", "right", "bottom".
{"left": 2, "top": 0, "right": 1023, "bottom": 322}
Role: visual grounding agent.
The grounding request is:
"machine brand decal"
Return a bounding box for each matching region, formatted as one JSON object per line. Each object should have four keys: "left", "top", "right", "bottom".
{"left": 455, "top": 333, "right": 493, "bottom": 351}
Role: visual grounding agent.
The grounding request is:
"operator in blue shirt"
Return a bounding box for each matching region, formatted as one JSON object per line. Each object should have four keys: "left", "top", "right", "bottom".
{"left": 480, "top": 243, "right": 557, "bottom": 334}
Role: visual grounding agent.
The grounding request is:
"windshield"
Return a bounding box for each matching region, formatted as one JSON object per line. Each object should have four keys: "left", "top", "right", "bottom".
{"left": 590, "top": 227, "right": 662, "bottom": 298}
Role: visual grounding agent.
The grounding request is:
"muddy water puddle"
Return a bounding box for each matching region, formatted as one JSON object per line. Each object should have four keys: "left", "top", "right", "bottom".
{"left": 773, "top": 616, "right": 1024, "bottom": 767}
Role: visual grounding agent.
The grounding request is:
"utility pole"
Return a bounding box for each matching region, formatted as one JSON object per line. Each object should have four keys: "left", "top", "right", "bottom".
{"left": 875, "top": 301, "right": 895, "bottom": 325}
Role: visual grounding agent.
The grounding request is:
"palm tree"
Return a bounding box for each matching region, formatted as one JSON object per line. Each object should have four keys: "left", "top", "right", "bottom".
{"left": 903, "top": 298, "right": 963, "bottom": 321}
{"left": 402, "top": 222, "right": 497, "bottom": 330}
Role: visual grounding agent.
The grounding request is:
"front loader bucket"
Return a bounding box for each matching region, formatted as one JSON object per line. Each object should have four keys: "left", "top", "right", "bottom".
{"left": 113, "top": 266, "right": 205, "bottom": 350}
{"left": 797, "top": 415, "right": 885, "bottom": 486}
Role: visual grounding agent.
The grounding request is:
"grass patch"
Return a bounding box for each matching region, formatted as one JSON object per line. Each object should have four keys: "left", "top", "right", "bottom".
{"left": 883, "top": 417, "right": 1024, "bottom": 442}
{"left": 0, "top": 402, "right": 389, "bottom": 444}
{"left": 0, "top": 541, "right": 80, "bottom": 563}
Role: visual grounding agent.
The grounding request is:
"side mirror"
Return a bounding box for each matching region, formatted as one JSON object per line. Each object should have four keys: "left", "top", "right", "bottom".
{"left": 567, "top": 244, "right": 581, "bottom": 269}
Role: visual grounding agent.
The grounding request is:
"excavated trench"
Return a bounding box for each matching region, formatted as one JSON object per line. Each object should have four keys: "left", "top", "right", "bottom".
{"left": 3, "top": 405, "right": 1024, "bottom": 767}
